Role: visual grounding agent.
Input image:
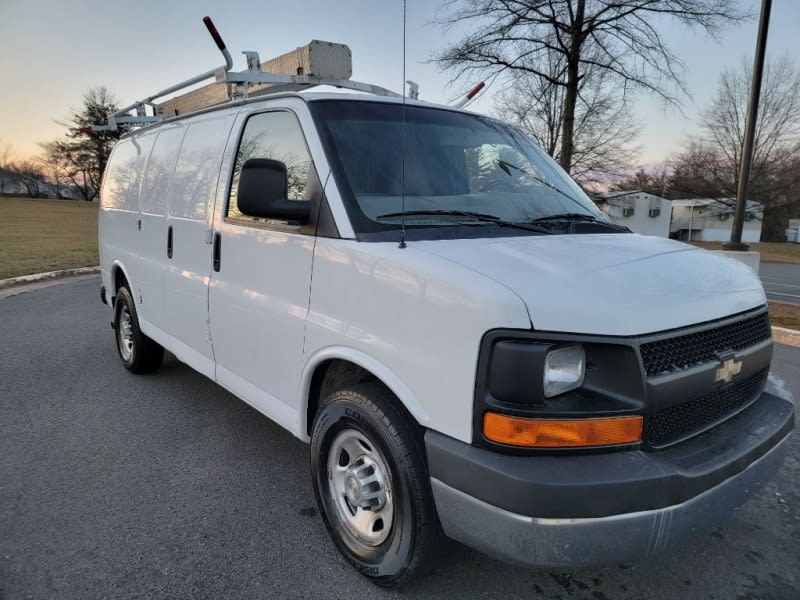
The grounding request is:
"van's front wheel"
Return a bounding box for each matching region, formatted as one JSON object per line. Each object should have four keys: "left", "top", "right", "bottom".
{"left": 310, "top": 384, "right": 442, "bottom": 586}
{"left": 113, "top": 285, "right": 163, "bottom": 373}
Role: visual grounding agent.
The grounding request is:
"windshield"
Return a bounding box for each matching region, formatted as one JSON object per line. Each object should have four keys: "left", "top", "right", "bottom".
{"left": 310, "top": 100, "right": 609, "bottom": 239}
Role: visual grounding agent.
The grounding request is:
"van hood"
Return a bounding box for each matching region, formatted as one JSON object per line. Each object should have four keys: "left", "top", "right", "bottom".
{"left": 415, "top": 234, "right": 766, "bottom": 336}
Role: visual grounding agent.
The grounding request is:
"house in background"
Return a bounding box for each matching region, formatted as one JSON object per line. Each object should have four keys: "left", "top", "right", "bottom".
{"left": 595, "top": 191, "right": 765, "bottom": 242}
{"left": 593, "top": 190, "right": 672, "bottom": 237}
{"left": 670, "top": 198, "right": 763, "bottom": 243}
{"left": 787, "top": 219, "right": 800, "bottom": 243}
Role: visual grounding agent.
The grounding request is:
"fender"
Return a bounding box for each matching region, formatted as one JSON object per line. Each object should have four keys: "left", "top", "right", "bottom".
{"left": 298, "top": 346, "right": 431, "bottom": 442}
{"left": 108, "top": 260, "right": 157, "bottom": 340}
{"left": 108, "top": 260, "right": 135, "bottom": 306}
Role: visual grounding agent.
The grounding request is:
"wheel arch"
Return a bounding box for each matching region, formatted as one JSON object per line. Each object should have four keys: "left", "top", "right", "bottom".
{"left": 300, "top": 348, "right": 430, "bottom": 441}
{"left": 110, "top": 260, "right": 134, "bottom": 306}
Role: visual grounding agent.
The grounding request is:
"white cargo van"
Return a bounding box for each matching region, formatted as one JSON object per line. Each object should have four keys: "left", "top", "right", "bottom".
{"left": 97, "top": 31, "right": 794, "bottom": 586}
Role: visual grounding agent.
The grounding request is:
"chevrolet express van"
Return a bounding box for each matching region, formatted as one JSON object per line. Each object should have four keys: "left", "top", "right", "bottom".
{"left": 98, "top": 92, "right": 794, "bottom": 585}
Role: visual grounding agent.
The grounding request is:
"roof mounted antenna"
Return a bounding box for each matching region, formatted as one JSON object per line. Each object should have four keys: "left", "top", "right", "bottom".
{"left": 399, "top": 0, "right": 409, "bottom": 249}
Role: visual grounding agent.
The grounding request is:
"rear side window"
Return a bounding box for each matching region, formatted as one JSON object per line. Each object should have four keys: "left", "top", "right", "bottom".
{"left": 102, "top": 138, "right": 151, "bottom": 211}
{"left": 141, "top": 127, "right": 185, "bottom": 215}
{"left": 227, "top": 111, "right": 312, "bottom": 224}
{"left": 170, "top": 115, "right": 233, "bottom": 221}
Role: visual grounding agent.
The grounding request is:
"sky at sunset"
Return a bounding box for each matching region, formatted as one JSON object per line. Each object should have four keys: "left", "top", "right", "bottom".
{"left": 0, "top": 0, "right": 798, "bottom": 165}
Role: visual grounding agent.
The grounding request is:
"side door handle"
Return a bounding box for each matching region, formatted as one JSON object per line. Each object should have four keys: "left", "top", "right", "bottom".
{"left": 213, "top": 233, "right": 221, "bottom": 272}
{"left": 167, "top": 225, "right": 173, "bottom": 259}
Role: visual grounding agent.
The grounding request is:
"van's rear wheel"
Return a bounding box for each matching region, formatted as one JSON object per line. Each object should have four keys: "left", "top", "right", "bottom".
{"left": 310, "top": 384, "right": 443, "bottom": 586}
{"left": 113, "top": 285, "right": 163, "bottom": 373}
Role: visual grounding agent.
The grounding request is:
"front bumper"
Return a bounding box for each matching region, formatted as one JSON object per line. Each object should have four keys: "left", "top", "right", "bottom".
{"left": 427, "top": 390, "right": 794, "bottom": 567}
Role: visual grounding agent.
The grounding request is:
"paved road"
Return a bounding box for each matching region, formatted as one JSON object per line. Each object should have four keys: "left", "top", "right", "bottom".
{"left": 760, "top": 262, "right": 800, "bottom": 306}
{"left": 1, "top": 277, "right": 798, "bottom": 600}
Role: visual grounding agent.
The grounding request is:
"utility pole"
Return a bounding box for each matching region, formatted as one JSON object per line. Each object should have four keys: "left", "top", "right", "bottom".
{"left": 723, "top": 0, "right": 772, "bottom": 251}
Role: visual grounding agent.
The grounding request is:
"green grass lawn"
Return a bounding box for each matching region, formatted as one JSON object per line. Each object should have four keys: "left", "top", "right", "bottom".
{"left": 770, "top": 302, "right": 800, "bottom": 331}
{"left": 0, "top": 196, "right": 98, "bottom": 280}
{"left": 689, "top": 241, "right": 800, "bottom": 264}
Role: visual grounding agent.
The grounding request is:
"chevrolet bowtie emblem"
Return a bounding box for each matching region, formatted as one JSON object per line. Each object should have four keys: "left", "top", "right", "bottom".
{"left": 715, "top": 357, "right": 743, "bottom": 384}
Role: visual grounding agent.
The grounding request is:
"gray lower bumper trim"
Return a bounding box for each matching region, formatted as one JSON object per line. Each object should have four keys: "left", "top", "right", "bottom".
{"left": 431, "top": 432, "right": 790, "bottom": 568}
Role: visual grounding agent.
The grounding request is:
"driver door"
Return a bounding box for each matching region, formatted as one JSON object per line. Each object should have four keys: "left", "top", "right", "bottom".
{"left": 208, "top": 107, "right": 317, "bottom": 432}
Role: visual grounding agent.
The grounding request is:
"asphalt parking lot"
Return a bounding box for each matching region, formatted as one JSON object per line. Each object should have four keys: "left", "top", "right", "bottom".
{"left": 1, "top": 277, "right": 798, "bottom": 599}
{"left": 760, "top": 262, "right": 800, "bottom": 305}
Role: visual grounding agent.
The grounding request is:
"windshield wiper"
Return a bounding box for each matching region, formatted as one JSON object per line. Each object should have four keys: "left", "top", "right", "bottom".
{"left": 531, "top": 212, "right": 631, "bottom": 233}
{"left": 377, "top": 209, "right": 499, "bottom": 221}
{"left": 496, "top": 160, "right": 590, "bottom": 211}
{"left": 375, "top": 210, "right": 551, "bottom": 234}
{"left": 531, "top": 212, "right": 603, "bottom": 223}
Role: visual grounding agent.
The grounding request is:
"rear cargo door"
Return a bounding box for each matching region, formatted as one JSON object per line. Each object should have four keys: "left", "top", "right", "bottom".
{"left": 138, "top": 125, "right": 183, "bottom": 332}
{"left": 161, "top": 113, "right": 236, "bottom": 378}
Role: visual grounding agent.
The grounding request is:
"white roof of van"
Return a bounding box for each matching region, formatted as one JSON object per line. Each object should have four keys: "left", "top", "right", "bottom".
{"left": 294, "top": 89, "right": 460, "bottom": 111}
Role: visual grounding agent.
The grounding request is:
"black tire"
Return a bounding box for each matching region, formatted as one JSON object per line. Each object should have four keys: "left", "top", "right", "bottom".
{"left": 113, "top": 285, "right": 164, "bottom": 374}
{"left": 310, "top": 383, "right": 443, "bottom": 587}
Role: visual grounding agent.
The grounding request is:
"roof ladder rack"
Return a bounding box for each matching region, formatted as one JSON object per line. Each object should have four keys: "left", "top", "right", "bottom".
{"left": 93, "top": 16, "right": 403, "bottom": 132}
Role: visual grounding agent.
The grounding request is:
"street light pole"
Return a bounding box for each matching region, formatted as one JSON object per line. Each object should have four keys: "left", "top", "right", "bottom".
{"left": 723, "top": 0, "right": 772, "bottom": 252}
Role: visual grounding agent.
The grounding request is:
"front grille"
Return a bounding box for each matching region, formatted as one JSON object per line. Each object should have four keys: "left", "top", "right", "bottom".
{"left": 640, "top": 311, "right": 771, "bottom": 377}
{"left": 645, "top": 367, "right": 769, "bottom": 448}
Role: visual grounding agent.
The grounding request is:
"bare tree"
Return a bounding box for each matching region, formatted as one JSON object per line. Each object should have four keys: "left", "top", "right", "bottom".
{"left": 670, "top": 57, "right": 800, "bottom": 240}
{"left": 668, "top": 139, "right": 728, "bottom": 198}
{"left": 40, "top": 142, "right": 72, "bottom": 199}
{"left": 495, "top": 57, "right": 641, "bottom": 182}
{"left": 701, "top": 56, "right": 800, "bottom": 192}
{"left": 613, "top": 165, "right": 670, "bottom": 196}
{"left": 51, "top": 138, "right": 97, "bottom": 200}
{"left": 13, "top": 161, "right": 47, "bottom": 198}
{"left": 0, "top": 142, "right": 18, "bottom": 195}
{"left": 433, "top": 0, "right": 747, "bottom": 173}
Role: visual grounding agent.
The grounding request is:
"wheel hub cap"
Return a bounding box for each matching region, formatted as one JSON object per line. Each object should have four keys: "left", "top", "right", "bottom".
{"left": 343, "top": 455, "right": 387, "bottom": 510}
{"left": 327, "top": 429, "right": 394, "bottom": 547}
{"left": 345, "top": 475, "right": 361, "bottom": 505}
{"left": 118, "top": 307, "right": 134, "bottom": 360}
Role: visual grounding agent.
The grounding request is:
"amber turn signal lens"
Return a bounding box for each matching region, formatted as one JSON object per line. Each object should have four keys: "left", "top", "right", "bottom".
{"left": 483, "top": 413, "right": 643, "bottom": 448}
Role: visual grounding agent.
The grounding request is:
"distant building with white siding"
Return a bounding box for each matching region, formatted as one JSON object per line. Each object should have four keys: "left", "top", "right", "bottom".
{"left": 787, "top": 219, "right": 800, "bottom": 243}
{"left": 670, "top": 198, "right": 763, "bottom": 243}
{"left": 594, "top": 191, "right": 672, "bottom": 237}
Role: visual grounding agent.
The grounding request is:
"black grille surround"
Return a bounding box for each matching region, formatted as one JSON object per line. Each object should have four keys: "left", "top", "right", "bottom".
{"left": 640, "top": 310, "right": 771, "bottom": 378}
{"left": 645, "top": 367, "right": 769, "bottom": 448}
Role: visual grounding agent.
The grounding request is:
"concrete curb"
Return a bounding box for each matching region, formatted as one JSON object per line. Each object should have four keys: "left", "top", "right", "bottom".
{"left": 0, "top": 266, "right": 100, "bottom": 290}
{"left": 772, "top": 326, "right": 800, "bottom": 349}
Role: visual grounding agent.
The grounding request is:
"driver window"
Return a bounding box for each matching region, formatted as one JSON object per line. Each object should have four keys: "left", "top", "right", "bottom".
{"left": 228, "top": 111, "right": 312, "bottom": 224}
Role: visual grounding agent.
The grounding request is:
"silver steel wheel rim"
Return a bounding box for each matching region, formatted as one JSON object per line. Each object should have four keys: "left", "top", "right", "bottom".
{"left": 327, "top": 428, "right": 394, "bottom": 547}
{"left": 118, "top": 306, "right": 134, "bottom": 361}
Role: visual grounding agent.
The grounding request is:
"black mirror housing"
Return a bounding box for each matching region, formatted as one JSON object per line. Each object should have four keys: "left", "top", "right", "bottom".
{"left": 236, "top": 158, "right": 311, "bottom": 222}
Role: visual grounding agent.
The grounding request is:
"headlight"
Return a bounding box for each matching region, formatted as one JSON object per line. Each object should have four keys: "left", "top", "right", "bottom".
{"left": 543, "top": 345, "right": 585, "bottom": 398}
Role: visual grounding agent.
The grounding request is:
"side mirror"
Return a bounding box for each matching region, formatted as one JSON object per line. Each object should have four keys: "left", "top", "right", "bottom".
{"left": 236, "top": 158, "right": 311, "bottom": 222}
